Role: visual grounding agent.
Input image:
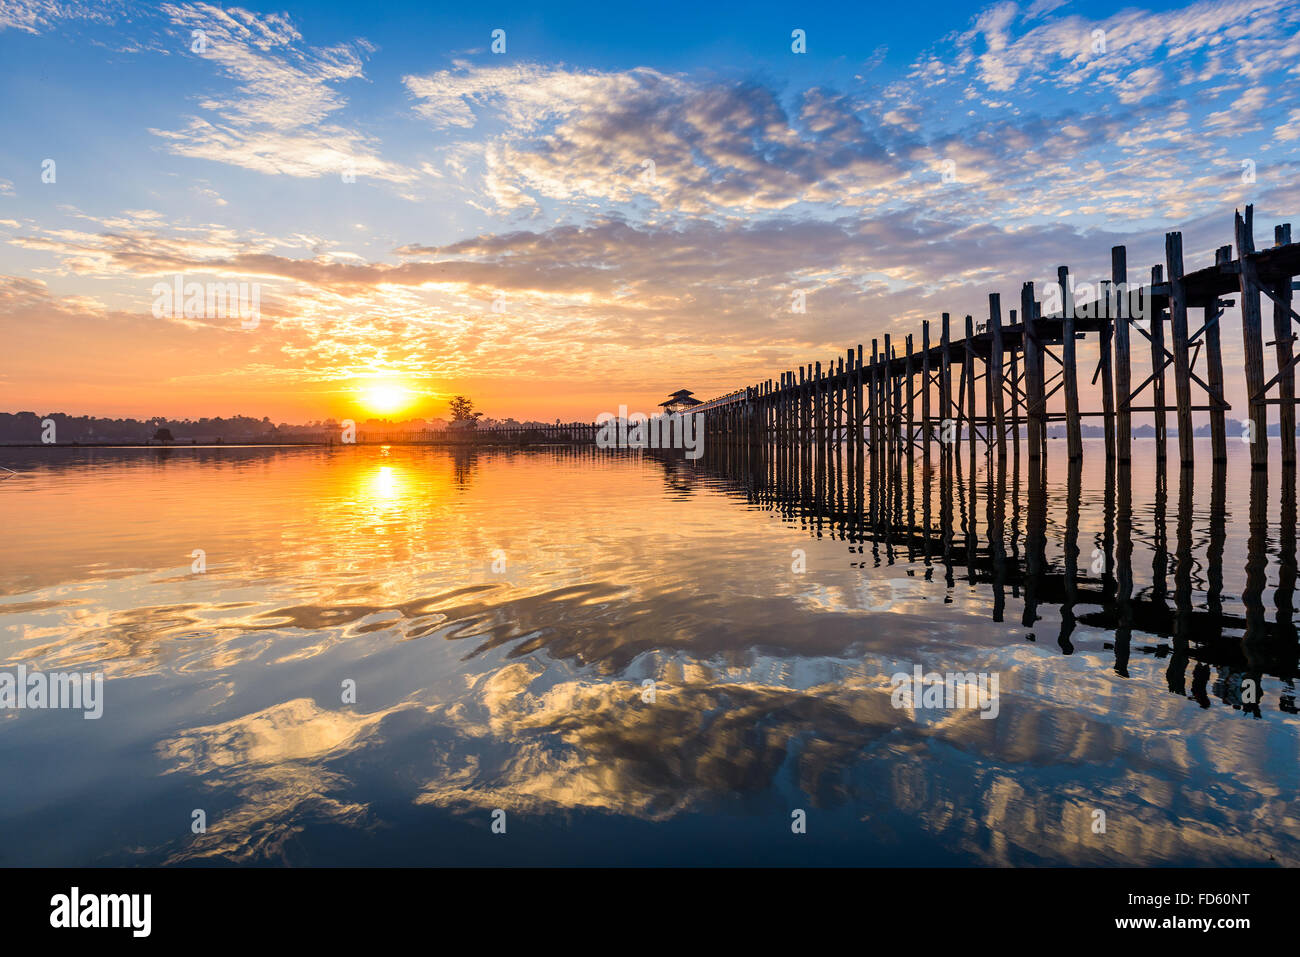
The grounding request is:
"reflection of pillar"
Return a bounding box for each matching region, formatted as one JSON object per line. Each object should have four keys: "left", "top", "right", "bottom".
{"left": 1059, "top": 456, "right": 1082, "bottom": 654}
{"left": 1114, "top": 459, "right": 1134, "bottom": 677}
{"left": 1242, "top": 466, "right": 1269, "bottom": 717}
{"left": 960, "top": 427, "right": 976, "bottom": 577}
{"left": 1009, "top": 444, "right": 1022, "bottom": 566}
{"left": 1207, "top": 460, "right": 1227, "bottom": 626}
{"left": 1022, "top": 453, "right": 1046, "bottom": 631}
{"left": 1173, "top": 466, "right": 1195, "bottom": 656}
{"left": 989, "top": 436, "right": 1008, "bottom": 624}
{"left": 1150, "top": 455, "right": 1168, "bottom": 609}
{"left": 941, "top": 439, "right": 955, "bottom": 591}
{"left": 1102, "top": 462, "right": 1116, "bottom": 599}
{"left": 1276, "top": 464, "right": 1297, "bottom": 677}
{"left": 922, "top": 432, "right": 933, "bottom": 569}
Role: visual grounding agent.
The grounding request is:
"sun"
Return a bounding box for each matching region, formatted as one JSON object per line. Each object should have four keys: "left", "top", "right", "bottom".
{"left": 360, "top": 384, "right": 415, "bottom": 416}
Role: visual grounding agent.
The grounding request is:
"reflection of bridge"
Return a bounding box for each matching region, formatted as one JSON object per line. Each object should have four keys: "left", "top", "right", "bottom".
{"left": 666, "top": 435, "right": 1299, "bottom": 717}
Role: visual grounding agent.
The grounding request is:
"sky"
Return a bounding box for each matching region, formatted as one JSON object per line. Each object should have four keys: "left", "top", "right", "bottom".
{"left": 1, "top": 0, "right": 1299, "bottom": 424}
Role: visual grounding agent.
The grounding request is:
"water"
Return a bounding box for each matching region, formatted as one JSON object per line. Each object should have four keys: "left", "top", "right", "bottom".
{"left": 0, "top": 439, "right": 1297, "bottom": 866}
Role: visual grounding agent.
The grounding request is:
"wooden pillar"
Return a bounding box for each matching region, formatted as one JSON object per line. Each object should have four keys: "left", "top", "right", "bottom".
{"left": 941, "top": 314, "right": 953, "bottom": 440}
{"left": 989, "top": 293, "right": 1006, "bottom": 464}
{"left": 837, "top": 353, "right": 846, "bottom": 470}
{"left": 921, "top": 321, "right": 932, "bottom": 474}
{"left": 798, "top": 366, "right": 806, "bottom": 446}
{"left": 1236, "top": 206, "right": 1268, "bottom": 469}
{"left": 964, "top": 315, "right": 977, "bottom": 465}
{"left": 1008, "top": 316, "right": 1021, "bottom": 466}
{"left": 814, "top": 360, "right": 823, "bottom": 462}
{"left": 1275, "top": 223, "right": 1295, "bottom": 467}
{"left": 1150, "top": 264, "right": 1168, "bottom": 461}
{"left": 1059, "top": 266, "right": 1082, "bottom": 462}
{"left": 905, "top": 334, "right": 915, "bottom": 457}
{"left": 883, "top": 334, "right": 893, "bottom": 474}
{"left": 1023, "top": 282, "right": 1043, "bottom": 465}
{"left": 1112, "top": 246, "right": 1132, "bottom": 462}
{"left": 891, "top": 340, "right": 903, "bottom": 471}
{"left": 1166, "top": 232, "right": 1194, "bottom": 467}
{"left": 856, "top": 343, "right": 865, "bottom": 485}
{"left": 1100, "top": 274, "right": 1116, "bottom": 463}
{"left": 870, "top": 340, "right": 880, "bottom": 460}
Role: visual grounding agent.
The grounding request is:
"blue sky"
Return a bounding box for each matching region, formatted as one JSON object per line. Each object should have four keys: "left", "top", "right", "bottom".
{"left": 1, "top": 0, "right": 1299, "bottom": 421}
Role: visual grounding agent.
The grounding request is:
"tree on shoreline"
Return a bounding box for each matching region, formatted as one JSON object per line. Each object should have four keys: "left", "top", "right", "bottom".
{"left": 448, "top": 396, "right": 482, "bottom": 423}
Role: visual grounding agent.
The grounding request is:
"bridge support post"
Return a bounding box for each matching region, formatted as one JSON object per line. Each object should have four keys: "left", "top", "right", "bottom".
{"left": 1237, "top": 206, "right": 1268, "bottom": 469}
{"left": 1166, "top": 232, "right": 1195, "bottom": 467}
{"left": 1275, "top": 223, "right": 1295, "bottom": 468}
{"left": 1112, "top": 247, "right": 1132, "bottom": 463}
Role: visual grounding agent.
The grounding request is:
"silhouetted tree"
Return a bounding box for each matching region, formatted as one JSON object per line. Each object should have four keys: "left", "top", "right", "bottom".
{"left": 449, "top": 396, "right": 477, "bottom": 421}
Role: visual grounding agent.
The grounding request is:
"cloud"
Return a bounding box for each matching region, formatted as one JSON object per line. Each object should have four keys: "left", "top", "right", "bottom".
{"left": 406, "top": 63, "right": 908, "bottom": 214}
{"left": 150, "top": 3, "right": 412, "bottom": 181}
{"left": 0, "top": 0, "right": 110, "bottom": 33}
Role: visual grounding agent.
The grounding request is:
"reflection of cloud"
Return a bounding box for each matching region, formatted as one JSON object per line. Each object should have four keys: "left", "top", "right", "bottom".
{"left": 157, "top": 697, "right": 393, "bottom": 863}
{"left": 414, "top": 662, "right": 1300, "bottom": 865}
{"left": 160, "top": 697, "right": 384, "bottom": 768}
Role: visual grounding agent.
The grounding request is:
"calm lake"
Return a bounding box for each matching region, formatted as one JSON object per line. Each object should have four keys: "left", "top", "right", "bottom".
{"left": 0, "top": 439, "right": 1297, "bottom": 865}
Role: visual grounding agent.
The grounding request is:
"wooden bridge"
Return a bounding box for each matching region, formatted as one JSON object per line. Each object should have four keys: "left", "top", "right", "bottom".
{"left": 691, "top": 205, "right": 1300, "bottom": 471}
